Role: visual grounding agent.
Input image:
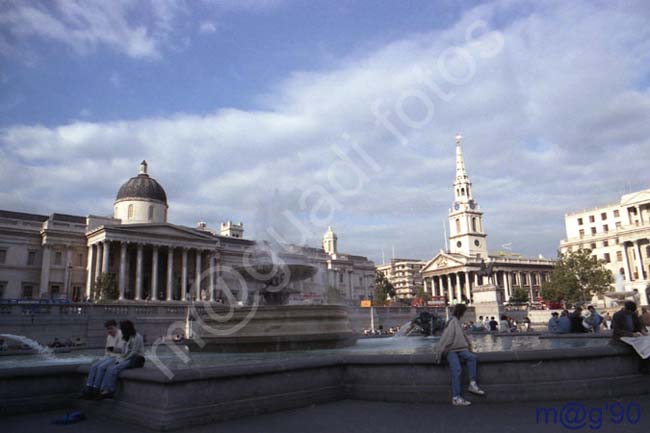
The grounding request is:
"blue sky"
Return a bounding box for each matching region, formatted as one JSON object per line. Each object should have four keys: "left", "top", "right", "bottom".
{"left": 1, "top": 0, "right": 649, "bottom": 263}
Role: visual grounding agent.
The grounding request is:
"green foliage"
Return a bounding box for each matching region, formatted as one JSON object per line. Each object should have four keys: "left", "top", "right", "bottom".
{"left": 541, "top": 248, "right": 614, "bottom": 304}
{"left": 374, "top": 270, "right": 395, "bottom": 304}
{"left": 94, "top": 272, "right": 118, "bottom": 302}
{"left": 415, "top": 284, "right": 430, "bottom": 303}
{"left": 509, "top": 286, "right": 529, "bottom": 304}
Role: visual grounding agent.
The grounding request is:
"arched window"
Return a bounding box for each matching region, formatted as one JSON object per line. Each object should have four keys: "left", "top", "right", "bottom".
{"left": 148, "top": 205, "right": 154, "bottom": 221}
{"left": 461, "top": 188, "right": 465, "bottom": 196}
{"left": 472, "top": 217, "right": 477, "bottom": 232}
{"left": 455, "top": 218, "right": 461, "bottom": 233}
{"left": 619, "top": 268, "right": 625, "bottom": 280}
{"left": 128, "top": 204, "right": 134, "bottom": 220}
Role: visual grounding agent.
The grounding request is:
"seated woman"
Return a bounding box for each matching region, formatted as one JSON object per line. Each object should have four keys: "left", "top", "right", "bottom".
{"left": 96, "top": 320, "right": 146, "bottom": 399}
{"left": 80, "top": 320, "right": 123, "bottom": 399}
{"left": 433, "top": 304, "right": 486, "bottom": 406}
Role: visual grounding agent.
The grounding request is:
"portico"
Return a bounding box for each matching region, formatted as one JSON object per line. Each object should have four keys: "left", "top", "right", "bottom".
{"left": 86, "top": 224, "right": 219, "bottom": 301}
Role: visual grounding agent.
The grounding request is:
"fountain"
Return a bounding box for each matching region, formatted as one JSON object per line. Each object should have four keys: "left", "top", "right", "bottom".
{"left": 0, "top": 334, "right": 54, "bottom": 358}
{"left": 187, "top": 258, "right": 357, "bottom": 352}
{"left": 394, "top": 311, "right": 446, "bottom": 337}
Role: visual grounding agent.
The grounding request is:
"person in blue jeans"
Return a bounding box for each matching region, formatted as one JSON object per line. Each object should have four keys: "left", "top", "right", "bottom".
{"left": 80, "top": 320, "right": 124, "bottom": 399}
{"left": 433, "top": 304, "right": 486, "bottom": 406}
{"left": 96, "top": 320, "right": 145, "bottom": 400}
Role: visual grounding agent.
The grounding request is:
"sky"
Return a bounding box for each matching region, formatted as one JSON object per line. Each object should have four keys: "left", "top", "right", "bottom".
{"left": 1, "top": 0, "right": 649, "bottom": 264}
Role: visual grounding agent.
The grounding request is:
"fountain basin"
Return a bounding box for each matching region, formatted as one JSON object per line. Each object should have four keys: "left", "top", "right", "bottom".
{"left": 2, "top": 341, "right": 649, "bottom": 430}
{"left": 188, "top": 304, "right": 357, "bottom": 352}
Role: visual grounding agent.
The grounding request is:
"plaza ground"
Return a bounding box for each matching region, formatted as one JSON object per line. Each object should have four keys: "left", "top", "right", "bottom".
{"left": 4, "top": 396, "right": 650, "bottom": 433}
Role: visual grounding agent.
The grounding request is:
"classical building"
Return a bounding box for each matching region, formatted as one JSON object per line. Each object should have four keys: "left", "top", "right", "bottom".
{"left": 376, "top": 259, "right": 425, "bottom": 299}
{"left": 0, "top": 161, "right": 375, "bottom": 303}
{"left": 420, "top": 135, "right": 555, "bottom": 304}
{"left": 560, "top": 189, "right": 650, "bottom": 304}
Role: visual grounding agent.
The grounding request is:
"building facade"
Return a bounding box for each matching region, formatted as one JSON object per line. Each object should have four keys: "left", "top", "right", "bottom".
{"left": 0, "top": 161, "right": 375, "bottom": 303}
{"left": 421, "top": 135, "right": 555, "bottom": 304}
{"left": 560, "top": 189, "right": 650, "bottom": 305}
{"left": 376, "top": 259, "right": 425, "bottom": 299}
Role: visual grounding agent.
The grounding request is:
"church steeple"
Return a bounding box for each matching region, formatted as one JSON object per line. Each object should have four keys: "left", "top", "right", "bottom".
{"left": 447, "top": 134, "right": 488, "bottom": 258}
{"left": 454, "top": 134, "right": 473, "bottom": 203}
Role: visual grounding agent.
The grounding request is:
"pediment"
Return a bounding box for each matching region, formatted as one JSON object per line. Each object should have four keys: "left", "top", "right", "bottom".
{"left": 100, "top": 223, "right": 217, "bottom": 243}
{"left": 621, "top": 189, "right": 650, "bottom": 206}
{"left": 421, "top": 251, "right": 467, "bottom": 273}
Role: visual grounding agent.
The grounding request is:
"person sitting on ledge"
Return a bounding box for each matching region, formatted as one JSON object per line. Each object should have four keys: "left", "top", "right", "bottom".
{"left": 639, "top": 307, "right": 650, "bottom": 332}
{"left": 95, "top": 320, "right": 146, "bottom": 400}
{"left": 547, "top": 312, "right": 560, "bottom": 333}
{"left": 611, "top": 301, "right": 650, "bottom": 374}
{"left": 433, "top": 304, "right": 486, "bottom": 406}
{"left": 558, "top": 310, "right": 571, "bottom": 334}
{"left": 80, "top": 320, "right": 124, "bottom": 399}
{"left": 498, "top": 315, "right": 510, "bottom": 333}
{"left": 570, "top": 307, "right": 588, "bottom": 333}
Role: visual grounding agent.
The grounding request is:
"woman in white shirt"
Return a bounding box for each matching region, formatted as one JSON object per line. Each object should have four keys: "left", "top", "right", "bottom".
{"left": 80, "top": 320, "right": 124, "bottom": 399}
{"left": 96, "top": 320, "right": 145, "bottom": 399}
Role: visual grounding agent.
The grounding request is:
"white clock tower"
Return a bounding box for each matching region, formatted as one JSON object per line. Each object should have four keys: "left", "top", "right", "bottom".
{"left": 448, "top": 134, "right": 488, "bottom": 257}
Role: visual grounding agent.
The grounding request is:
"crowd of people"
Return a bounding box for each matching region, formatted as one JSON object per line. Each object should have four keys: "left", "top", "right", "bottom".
{"left": 464, "top": 315, "right": 532, "bottom": 333}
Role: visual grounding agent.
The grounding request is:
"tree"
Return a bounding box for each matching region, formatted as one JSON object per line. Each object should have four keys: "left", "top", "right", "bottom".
{"left": 415, "top": 285, "right": 430, "bottom": 304}
{"left": 374, "top": 270, "right": 395, "bottom": 304}
{"left": 541, "top": 249, "right": 613, "bottom": 305}
{"left": 95, "top": 272, "right": 118, "bottom": 302}
{"left": 509, "top": 287, "right": 529, "bottom": 304}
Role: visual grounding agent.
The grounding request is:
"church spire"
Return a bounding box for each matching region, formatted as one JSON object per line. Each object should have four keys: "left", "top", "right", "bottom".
{"left": 453, "top": 133, "right": 472, "bottom": 203}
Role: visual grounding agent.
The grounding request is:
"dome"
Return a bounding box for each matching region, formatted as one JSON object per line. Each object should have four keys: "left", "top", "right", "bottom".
{"left": 115, "top": 161, "right": 167, "bottom": 205}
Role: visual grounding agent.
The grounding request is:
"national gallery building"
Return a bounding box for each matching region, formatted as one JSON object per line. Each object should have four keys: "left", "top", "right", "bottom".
{"left": 0, "top": 161, "right": 375, "bottom": 303}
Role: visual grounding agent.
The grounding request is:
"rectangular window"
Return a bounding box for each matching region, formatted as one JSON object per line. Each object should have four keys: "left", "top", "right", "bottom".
{"left": 77, "top": 253, "right": 84, "bottom": 267}
{"left": 614, "top": 210, "right": 620, "bottom": 217}
{"left": 0, "top": 281, "right": 6, "bottom": 299}
{"left": 591, "top": 227, "right": 597, "bottom": 235}
{"left": 604, "top": 253, "right": 611, "bottom": 263}
{"left": 22, "top": 283, "right": 34, "bottom": 299}
{"left": 616, "top": 251, "right": 623, "bottom": 262}
{"left": 577, "top": 218, "right": 583, "bottom": 225}
{"left": 0, "top": 249, "right": 6, "bottom": 264}
{"left": 603, "top": 224, "right": 608, "bottom": 233}
{"left": 589, "top": 215, "right": 595, "bottom": 223}
{"left": 590, "top": 243, "right": 597, "bottom": 250}
{"left": 579, "top": 229, "right": 585, "bottom": 238}
{"left": 603, "top": 240, "right": 609, "bottom": 247}
{"left": 615, "top": 222, "right": 622, "bottom": 229}
{"left": 50, "top": 284, "right": 60, "bottom": 296}
{"left": 601, "top": 212, "right": 607, "bottom": 220}
{"left": 27, "top": 251, "right": 36, "bottom": 266}
{"left": 54, "top": 251, "right": 62, "bottom": 266}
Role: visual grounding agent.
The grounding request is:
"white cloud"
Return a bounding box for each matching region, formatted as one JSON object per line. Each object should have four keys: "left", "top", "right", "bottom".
{"left": 199, "top": 21, "right": 218, "bottom": 34}
{"left": 1, "top": 0, "right": 650, "bottom": 262}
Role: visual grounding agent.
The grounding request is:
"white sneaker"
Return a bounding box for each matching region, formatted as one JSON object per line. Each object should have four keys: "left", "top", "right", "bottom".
{"left": 452, "top": 396, "right": 471, "bottom": 406}
{"left": 468, "top": 382, "right": 485, "bottom": 395}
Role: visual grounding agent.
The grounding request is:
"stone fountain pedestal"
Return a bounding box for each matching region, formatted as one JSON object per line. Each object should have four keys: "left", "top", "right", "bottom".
{"left": 187, "top": 304, "right": 357, "bottom": 352}
{"left": 472, "top": 284, "right": 505, "bottom": 321}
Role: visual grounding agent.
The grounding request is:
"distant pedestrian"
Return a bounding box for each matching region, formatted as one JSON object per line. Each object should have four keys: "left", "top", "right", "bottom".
{"left": 584, "top": 306, "right": 603, "bottom": 333}
{"left": 488, "top": 317, "right": 498, "bottom": 331}
{"left": 570, "top": 307, "right": 587, "bottom": 333}
{"left": 499, "top": 315, "right": 510, "bottom": 333}
{"left": 548, "top": 312, "right": 560, "bottom": 333}
{"left": 558, "top": 310, "right": 571, "bottom": 334}
{"left": 433, "top": 304, "right": 486, "bottom": 406}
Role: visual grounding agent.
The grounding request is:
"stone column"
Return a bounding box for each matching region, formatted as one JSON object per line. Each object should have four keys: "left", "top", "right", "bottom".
{"left": 622, "top": 242, "right": 632, "bottom": 282}
{"left": 503, "top": 271, "right": 510, "bottom": 301}
{"left": 167, "top": 247, "right": 174, "bottom": 301}
{"left": 39, "top": 245, "right": 51, "bottom": 297}
{"left": 63, "top": 246, "right": 72, "bottom": 298}
{"left": 101, "top": 240, "right": 110, "bottom": 275}
{"left": 151, "top": 246, "right": 159, "bottom": 301}
{"left": 464, "top": 271, "right": 471, "bottom": 302}
{"left": 118, "top": 242, "right": 127, "bottom": 300}
{"left": 94, "top": 243, "right": 102, "bottom": 279}
{"left": 181, "top": 248, "right": 188, "bottom": 301}
{"left": 209, "top": 252, "right": 216, "bottom": 302}
{"left": 195, "top": 250, "right": 202, "bottom": 301}
{"left": 135, "top": 243, "right": 143, "bottom": 301}
{"left": 86, "top": 244, "right": 95, "bottom": 299}
{"left": 635, "top": 241, "right": 646, "bottom": 280}
{"left": 444, "top": 274, "right": 451, "bottom": 301}
{"left": 527, "top": 272, "right": 534, "bottom": 301}
{"left": 474, "top": 272, "right": 479, "bottom": 286}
